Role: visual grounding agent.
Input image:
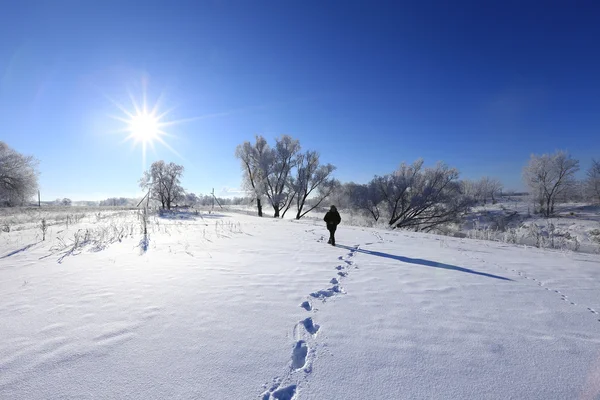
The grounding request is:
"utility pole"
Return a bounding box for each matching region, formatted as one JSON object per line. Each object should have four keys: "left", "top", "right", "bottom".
{"left": 38, "top": 190, "right": 41, "bottom": 207}
{"left": 211, "top": 188, "right": 223, "bottom": 211}
{"left": 136, "top": 190, "right": 150, "bottom": 208}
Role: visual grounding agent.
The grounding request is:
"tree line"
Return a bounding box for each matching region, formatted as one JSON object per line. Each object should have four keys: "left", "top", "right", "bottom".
{"left": 233, "top": 137, "right": 600, "bottom": 231}
{"left": 2, "top": 138, "right": 600, "bottom": 230}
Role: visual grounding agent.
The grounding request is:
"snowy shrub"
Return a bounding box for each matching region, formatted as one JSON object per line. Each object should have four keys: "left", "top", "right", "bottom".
{"left": 40, "top": 219, "right": 48, "bottom": 241}
{"left": 589, "top": 229, "right": 600, "bottom": 250}
{"left": 139, "top": 208, "right": 148, "bottom": 235}
{"left": 503, "top": 228, "right": 518, "bottom": 244}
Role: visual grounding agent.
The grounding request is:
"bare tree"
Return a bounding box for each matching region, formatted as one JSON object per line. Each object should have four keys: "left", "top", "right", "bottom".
{"left": 374, "top": 159, "right": 473, "bottom": 230}
{"left": 483, "top": 177, "right": 503, "bottom": 203}
{"left": 461, "top": 177, "right": 503, "bottom": 205}
{"left": 586, "top": 159, "right": 600, "bottom": 204}
{"left": 345, "top": 181, "right": 383, "bottom": 221}
{"left": 262, "top": 135, "right": 301, "bottom": 218}
{"left": 0, "top": 141, "right": 39, "bottom": 206}
{"left": 139, "top": 160, "right": 185, "bottom": 210}
{"left": 523, "top": 151, "right": 580, "bottom": 217}
{"left": 290, "top": 150, "right": 337, "bottom": 219}
{"left": 235, "top": 136, "right": 271, "bottom": 217}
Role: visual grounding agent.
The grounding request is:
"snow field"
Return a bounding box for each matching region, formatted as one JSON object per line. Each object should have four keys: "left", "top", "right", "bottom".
{"left": 1, "top": 210, "right": 600, "bottom": 399}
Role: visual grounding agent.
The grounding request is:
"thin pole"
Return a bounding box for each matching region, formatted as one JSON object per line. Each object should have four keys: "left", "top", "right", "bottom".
{"left": 136, "top": 190, "right": 150, "bottom": 208}
{"left": 212, "top": 190, "right": 224, "bottom": 209}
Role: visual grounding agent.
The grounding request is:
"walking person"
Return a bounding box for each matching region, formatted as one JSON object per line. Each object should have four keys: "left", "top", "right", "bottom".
{"left": 323, "top": 205, "right": 341, "bottom": 246}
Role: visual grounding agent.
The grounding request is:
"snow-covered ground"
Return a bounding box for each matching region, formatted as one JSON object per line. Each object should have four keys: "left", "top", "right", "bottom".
{"left": 227, "top": 198, "right": 600, "bottom": 254}
{"left": 457, "top": 197, "right": 600, "bottom": 253}
{"left": 1, "top": 209, "right": 600, "bottom": 399}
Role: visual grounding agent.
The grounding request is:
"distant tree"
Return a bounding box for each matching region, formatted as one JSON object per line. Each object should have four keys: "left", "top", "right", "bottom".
{"left": 290, "top": 150, "right": 337, "bottom": 219}
{"left": 482, "top": 177, "right": 503, "bottom": 204}
{"left": 586, "top": 159, "right": 600, "bottom": 204}
{"left": 523, "top": 151, "right": 579, "bottom": 217}
{"left": 373, "top": 159, "right": 473, "bottom": 230}
{"left": 460, "top": 177, "right": 503, "bottom": 205}
{"left": 139, "top": 160, "right": 185, "bottom": 210}
{"left": 235, "top": 136, "right": 271, "bottom": 217}
{"left": 62, "top": 198, "right": 72, "bottom": 206}
{"left": 99, "top": 197, "right": 132, "bottom": 207}
{"left": 0, "top": 141, "right": 39, "bottom": 206}
{"left": 185, "top": 193, "right": 199, "bottom": 206}
{"left": 460, "top": 180, "right": 483, "bottom": 203}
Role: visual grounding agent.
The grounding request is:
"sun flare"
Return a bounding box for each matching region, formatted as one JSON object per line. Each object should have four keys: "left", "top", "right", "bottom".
{"left": 108, "top": 81, "right": 192, "bottom": 169}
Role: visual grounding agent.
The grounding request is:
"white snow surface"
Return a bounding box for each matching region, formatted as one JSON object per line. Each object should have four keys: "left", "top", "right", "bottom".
{"left": 1, "top": 210, "right": 600, "bottom": 399}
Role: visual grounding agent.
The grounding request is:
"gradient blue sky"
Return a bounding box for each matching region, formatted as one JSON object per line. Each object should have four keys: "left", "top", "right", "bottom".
{"left": 1, "top": 1, "right": 599, "bottom": 200}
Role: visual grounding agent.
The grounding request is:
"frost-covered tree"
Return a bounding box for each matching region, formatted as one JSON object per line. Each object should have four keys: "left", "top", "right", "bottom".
{"left": 373, "top": 159, "right": 473, "bottom": 230}
{"left": 99, "top": 197, "right": 134, "bottom": 207}
{"left": 344, "top": 181, "right": 384, "bottom": 221}
{"left": 480, "top": 177, "right": 503, "bottom": 203}
{"left": 460, "top": 180, "right": 482, "bottom": 203}
{"left": 235, "top": 135, "right": 271, "bottom": 217}
{"left": 139, "top": 160, "right": 185, "bottom": 210}
{"left": 523, "top": 151, "right": 579, "bottom": 217}
{"left": 290, "top": 150, "right": 337, "bottom": 220}
{"left": 262, "top": 135, "right": 301, "bottom": 218}
{"left": 461, "top": 177, "right": 503, "bottom": 204}
{"left": 0, "top": 141, "right": 39, "bottom": 206}
{"left": 185, "top": 193, "right": 199, "bottom": 206}
{"left": 62, "top": 198, "right": 72, "bottom": 206}
{"left": 586, "top": 159, "right": 600, "bottom": 204}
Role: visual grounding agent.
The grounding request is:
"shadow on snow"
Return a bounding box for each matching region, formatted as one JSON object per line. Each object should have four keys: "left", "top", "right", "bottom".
{"left": 0, "top": 242, "right": 40, "bottom": 259}
{"left": 336, "top": 244, "right": 512, "bottom": 281}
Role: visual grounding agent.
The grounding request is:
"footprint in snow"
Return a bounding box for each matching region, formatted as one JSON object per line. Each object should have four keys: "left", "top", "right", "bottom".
{"left": 301, "top": 317, "right": 320, "bottom": 335}
{"left": 291, "top": 341, "right": 308, "bottom": 370}
{"left": 337, "top": 271, "right": 348, "bottom": 277}
{"left": 335, "top": 265, "right": 344, "bottom": 270}
{"left": 310, "top": 285, "right": 344, "bottom": 300}
{"left": 330, "top": 278, "right": 338, "bottom": 284}
{"left": 300, "top": 301, "right": 312, "bottom": 311}
{"left": 263, "top": 385, "right": 297, "bottom": 400}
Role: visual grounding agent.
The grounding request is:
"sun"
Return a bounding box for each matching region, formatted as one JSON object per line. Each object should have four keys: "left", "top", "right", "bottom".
{"left": 128, "top": 112, "right": 160, "bottom": 143}
{"left": 107, "top": 79, "right": 193, "bottom": 169}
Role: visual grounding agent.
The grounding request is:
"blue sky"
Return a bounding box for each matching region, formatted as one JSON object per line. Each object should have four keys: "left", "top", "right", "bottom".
{"left": 1, "top": 1, "right": 599, "bottom": 200}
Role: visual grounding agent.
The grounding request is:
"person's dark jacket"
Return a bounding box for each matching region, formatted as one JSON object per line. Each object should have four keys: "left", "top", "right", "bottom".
{"left": 324, "top": 209, "right": 341, "bottom": 229}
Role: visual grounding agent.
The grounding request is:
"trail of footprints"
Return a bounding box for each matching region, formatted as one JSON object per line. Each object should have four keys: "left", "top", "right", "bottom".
{"left": 461, "top": 248, "right": 600, "bottom": 322}
{"left": 260, "top": 243, "right": 359, "bottom": 399}
{"left": 509, "top": 266, "right": 600, "bottom": 320}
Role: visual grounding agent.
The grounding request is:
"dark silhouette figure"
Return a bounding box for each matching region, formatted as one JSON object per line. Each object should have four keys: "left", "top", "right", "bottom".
{"left": 323, "top": 205, "right": 341, "bottom": 246}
